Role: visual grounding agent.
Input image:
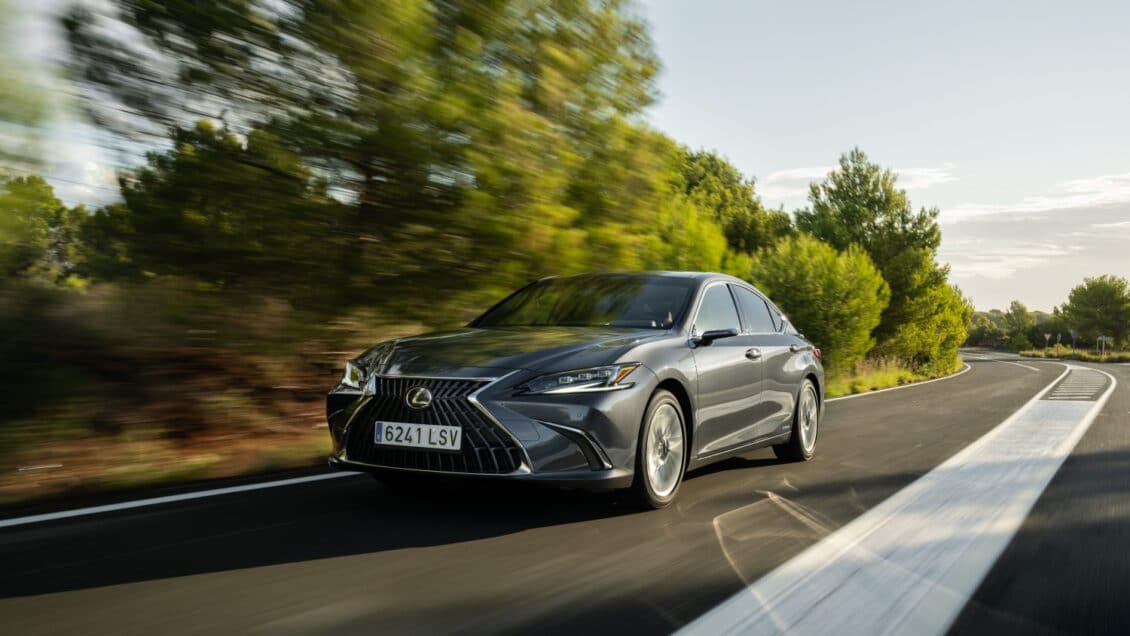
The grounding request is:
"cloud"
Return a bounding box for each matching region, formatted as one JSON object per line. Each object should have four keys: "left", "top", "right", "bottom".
{"left": 759, "top": 163, "right": 956, "bottom": 204}
{"left": 896, "top": 163, "right": 956, "bottom": 190}
{"left": 941, "top": 240, "right": 1080, "bottom": 280}
{"left": 759, "top": 166, "right": 833, "bottom": 201}
{"left": 941, "top": 172, "right": 1130, "bottom": 224}
{"left": 1091, "top": 220, "right": 1130, "bottom": 229}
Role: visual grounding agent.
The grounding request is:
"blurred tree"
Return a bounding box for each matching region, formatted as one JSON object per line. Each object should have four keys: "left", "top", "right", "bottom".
{"left": 1028, "top": 306, "right": 1071, "bottom": 348}
{"left": 1002, "top": 300, "right": 1034, "bottom": 339}
{"left": 62, "top": 0, "right": 663, "bottom": 309}
{"left": 674, "top": 148, "right": 793, "bottom": 253}
{"left": 80, "top": 121, "right": 344, "bottom": 295}
{"left": 0, "top": 175, "right": 86, "bottom": 286}
{"left": 966, "top": 312, "right": 1006, "bottom": 348}
{"left": 795, "top": 148, "right": 964, "bottom": 368}
{"left": 1007, "top": 332, "right": 1033, "bottom": 352}
{"left": 750, "top": 235, "right": 889, "bottom": 373}
{"left": 0, "top": 0, "right": 47, "bottom": 169}
{"left": 1062, "top": 275, "right": 1130, "bottom": 348}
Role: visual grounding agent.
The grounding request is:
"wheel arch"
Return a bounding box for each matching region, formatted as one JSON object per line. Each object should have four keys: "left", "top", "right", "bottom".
{"left": 656, "top": 378, "right": 694, "bottom": 460}
{"left": 804, "top": 371, "right": 822, "bottom": 405}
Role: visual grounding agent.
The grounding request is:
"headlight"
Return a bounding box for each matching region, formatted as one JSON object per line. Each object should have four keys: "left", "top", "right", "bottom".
{"left": 340, "top": 360, "right": 366, "bottom": 389}
{"left": 340, "top": 342, "right": 394, "bottom": 389}
{"left": 519, "top": 364, "right": 640, "bottom": 395}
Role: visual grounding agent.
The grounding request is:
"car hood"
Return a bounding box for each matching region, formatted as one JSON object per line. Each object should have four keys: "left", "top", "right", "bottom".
{"left": 372, "top": 326, "right": 667, "bottom": 378}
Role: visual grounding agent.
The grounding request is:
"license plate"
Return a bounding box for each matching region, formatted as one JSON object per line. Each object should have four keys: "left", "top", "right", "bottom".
{"left": 374, "top": 421, "right": 462, "bottom": 451}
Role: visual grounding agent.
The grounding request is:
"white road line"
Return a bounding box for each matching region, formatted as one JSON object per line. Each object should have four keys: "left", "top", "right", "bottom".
{"left": 826, "top": 364, "right": 972, "bottom": 404}
{"left": 0, "top": 472, "right": 359, "bottom": 530}
{"left": 680, "top": 365, "right": 1117, "bottom": 636}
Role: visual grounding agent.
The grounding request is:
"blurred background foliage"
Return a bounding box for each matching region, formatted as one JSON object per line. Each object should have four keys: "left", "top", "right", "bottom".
{"left": 968, "top": 276, "right": 1130, "bottom": 354}
{"left": 1, "top": 0, "right": 981, "bottom": 503}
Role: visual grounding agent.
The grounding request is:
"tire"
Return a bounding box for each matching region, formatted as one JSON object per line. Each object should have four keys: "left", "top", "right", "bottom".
{"left": 773, "top": 379, "right": 819, "bottom": 462}
{"left": 630, "top": 389, "right": 687, "bottom": 509}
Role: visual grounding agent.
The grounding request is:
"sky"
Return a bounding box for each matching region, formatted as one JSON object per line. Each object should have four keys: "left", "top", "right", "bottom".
{"left": 641, "top": 0, "right": 1130, "bottom": 310}
{"left": 7, "top": 0, "right": 1130, "bottom": 311}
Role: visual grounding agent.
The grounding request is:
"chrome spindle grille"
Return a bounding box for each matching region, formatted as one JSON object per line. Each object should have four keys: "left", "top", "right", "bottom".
{"left": 344, "top": 377, "right": 525, "bottom": 474}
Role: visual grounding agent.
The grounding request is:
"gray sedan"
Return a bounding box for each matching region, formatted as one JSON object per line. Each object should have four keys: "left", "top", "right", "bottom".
{"left": 327, "top": 271, "right": 824, "bottom": 508}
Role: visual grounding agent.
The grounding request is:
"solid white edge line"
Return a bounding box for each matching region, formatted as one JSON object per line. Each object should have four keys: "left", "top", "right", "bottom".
{"left": 681, "top": 363, "right": 1119, "bottom": 636}
{"left": 0, "top": 471, "right": 360, "bottom": 530}
{"left": 826, "top": 363, "right": 972, "bottom": 403}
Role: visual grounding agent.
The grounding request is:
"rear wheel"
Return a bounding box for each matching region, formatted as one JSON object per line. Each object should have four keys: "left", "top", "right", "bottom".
{"left": 773, "top": 379, "right": 819, "bottom": 462}
{"left": 630, "top": 389, "right": 687, "bottom": 509}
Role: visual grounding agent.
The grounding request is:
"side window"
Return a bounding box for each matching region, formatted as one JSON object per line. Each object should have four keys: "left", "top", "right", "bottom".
{"left": 694, "top": 285, "right": 741, "bottom": 333}
{"left": 767, "top": 305, "right": 783, "bottom": 331}
{"left": 733, "top": 286, "right": 777, "bottom": 334}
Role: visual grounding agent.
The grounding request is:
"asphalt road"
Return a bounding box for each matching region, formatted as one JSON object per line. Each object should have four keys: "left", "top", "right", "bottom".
{"left": 1, "top": 353, "right": 1127, "bottom": 635}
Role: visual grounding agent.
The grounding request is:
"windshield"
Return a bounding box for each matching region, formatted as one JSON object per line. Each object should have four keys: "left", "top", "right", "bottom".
{"left": 472, "top": 275, "right": 694, "bottom": 330}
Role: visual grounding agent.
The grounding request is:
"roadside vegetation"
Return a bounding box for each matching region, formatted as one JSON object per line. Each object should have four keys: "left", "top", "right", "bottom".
{"left": 824, "top": 358, "right": 937, "bottom": 398}
{"left": 967, "top": 275, "right": 1130, "bottom": 360}
{"left": 1019, "top": 346, "right": 1130, "bottom": 363}
{"left": 1, "top": 0, "right": 970, "bottom": 504}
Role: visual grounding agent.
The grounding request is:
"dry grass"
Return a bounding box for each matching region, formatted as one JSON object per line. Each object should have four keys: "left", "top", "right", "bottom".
{"left": 825, "top": 358, "right": 937, "bottom": 398}
{"left": 1020, "top": 345, "right": 1130, "bottom": 363}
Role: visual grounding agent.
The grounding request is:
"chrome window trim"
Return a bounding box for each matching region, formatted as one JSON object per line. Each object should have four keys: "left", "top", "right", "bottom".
{"left": 730, "top": 283, "right": 779, "bottom": 336}
{"left": 341, "top": 371, "right": 533, "bottom": 475}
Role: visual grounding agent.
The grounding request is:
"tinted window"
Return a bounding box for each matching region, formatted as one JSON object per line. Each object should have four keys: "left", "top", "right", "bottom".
{"left": 694, "top": 285, "right": 740, "bottom": 333}
{"left": 733, "top": 286, "right": 777, "bottom": 333}
{"left": 767, "top": 304, "right": 782, "bottom": 331}
{"left": 473, "top": 275, "right": 694, "bottom": 329}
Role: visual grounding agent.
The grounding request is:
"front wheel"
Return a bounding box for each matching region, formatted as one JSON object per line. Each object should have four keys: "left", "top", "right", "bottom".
{"left": 630, "top": 389, "right": 687, "bottom": 509}
{"left": 773, "top": 379, "right": 819, "bottom": 462}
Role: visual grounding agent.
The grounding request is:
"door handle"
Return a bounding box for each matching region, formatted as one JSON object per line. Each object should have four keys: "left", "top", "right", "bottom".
{"left": 745, "top": 348, "right": 762, "bottom": 361}
{"left": 790, "top": 344, "right": 809, "bottom": 353}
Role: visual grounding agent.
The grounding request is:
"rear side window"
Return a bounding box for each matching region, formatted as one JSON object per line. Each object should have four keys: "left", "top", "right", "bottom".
{"left": 732, "top": 286, "right": 777, "bottom": 333}
{"left": 694, "top": 285, "right": 741, "bottom": 333}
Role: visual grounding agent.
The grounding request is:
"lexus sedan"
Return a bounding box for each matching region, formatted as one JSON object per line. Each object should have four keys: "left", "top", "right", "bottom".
{"left": 327, "top": 272, "right": 824, "bottom": 508}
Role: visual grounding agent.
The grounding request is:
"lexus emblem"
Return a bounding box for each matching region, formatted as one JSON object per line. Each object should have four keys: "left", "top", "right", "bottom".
{"left": 405, "top": 386, "right": 433, "bottom": 410}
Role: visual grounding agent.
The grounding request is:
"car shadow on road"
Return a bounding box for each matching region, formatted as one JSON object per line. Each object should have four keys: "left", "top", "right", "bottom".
{"left": 0, "top": 474, "right": 648, "bottom": 598}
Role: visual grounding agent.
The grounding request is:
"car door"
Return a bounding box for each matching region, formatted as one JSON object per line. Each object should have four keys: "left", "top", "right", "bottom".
{"left": 732, "top": 285, "right": 795, "bottom": 438}
{"left": 689, "top": 282, "right": 765, "bottom": 457}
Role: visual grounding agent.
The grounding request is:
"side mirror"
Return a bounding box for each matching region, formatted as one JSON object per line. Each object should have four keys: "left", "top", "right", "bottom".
{"left": 694, "top": 328, "right": 739, "bottom": 345}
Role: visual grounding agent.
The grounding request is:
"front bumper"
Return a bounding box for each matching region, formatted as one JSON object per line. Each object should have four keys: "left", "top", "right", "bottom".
{"left": 327, "top": 456, "right": 634, "bottom": 490}
{"left": 326, "top": 367, "right": 656, "bottom": 490}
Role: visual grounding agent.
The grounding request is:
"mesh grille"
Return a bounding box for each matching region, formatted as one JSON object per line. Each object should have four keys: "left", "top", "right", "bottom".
{"left": 344, "top": 376, "right": 525, "bottom": 474}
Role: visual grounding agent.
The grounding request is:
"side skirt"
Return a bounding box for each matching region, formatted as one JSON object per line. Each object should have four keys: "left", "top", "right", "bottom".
{"left": 687, "top": 431, "right": 791, "bottom": 470}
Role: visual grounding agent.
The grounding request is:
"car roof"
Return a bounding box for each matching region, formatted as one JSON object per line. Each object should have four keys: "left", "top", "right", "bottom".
{"left": 539, "top": 271, "right": 751, "bottom": 286}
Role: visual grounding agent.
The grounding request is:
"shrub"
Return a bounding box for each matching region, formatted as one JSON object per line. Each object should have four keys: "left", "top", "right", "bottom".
{"left": 750, "top": 235, "right": 889, "bottom": 374}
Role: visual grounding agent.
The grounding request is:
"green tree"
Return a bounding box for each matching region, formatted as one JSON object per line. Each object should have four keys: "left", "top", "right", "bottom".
{"left": 1062, "top": 275, "right": 1130, "bottom": 348}
{"left": 0, "top": 175, "right": 86, "bottom": 285}
{"left": 80, "top": 121, "right": 344, "bottom": 295}
{"left": 883, "top": 282, "right": 972, "bottom": 372}
{"left": 795, "top": 148, "right": 963, "bottom": 367}
{"left": 674, "top": 148, "right": 792, "bottom": 253}
{"left": 1027, "top": 307, "right": 1069, "bottom": 349}
{"left": 63, "top": 0, "right": 664, "bottom": 308}
{"left": 750, "top": 235, "right": 890, "bottom": 373}
{"left": 1002, "top": 300, "right": 1034, "bottom": 339}
{"left": 966, "top": 311, "right": 1006, "bottom": 347}
{"left": 1007, "top": 332, "right": 1033, "bottom": 352}
{"left": 1, "top": 0, "right": 47, "bottom": 169}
